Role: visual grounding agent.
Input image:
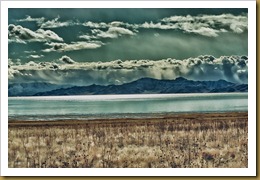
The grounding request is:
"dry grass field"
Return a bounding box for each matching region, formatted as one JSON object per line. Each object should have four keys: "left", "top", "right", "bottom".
{"left": 8, "top": 112, "right": 248, "bottom": 168}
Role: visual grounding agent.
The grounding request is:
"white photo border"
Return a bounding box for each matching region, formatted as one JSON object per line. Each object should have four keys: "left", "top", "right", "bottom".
{"left": 1, "top": 0, "right": 256, "bottom": 176}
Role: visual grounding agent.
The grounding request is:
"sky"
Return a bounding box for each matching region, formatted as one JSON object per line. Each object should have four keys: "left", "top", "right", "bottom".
{"left": 8, "top": 8, "right": 248, "bottom": 86}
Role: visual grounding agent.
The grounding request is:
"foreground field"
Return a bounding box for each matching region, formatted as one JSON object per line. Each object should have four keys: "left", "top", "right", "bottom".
{"left": 8, "top": 112, "right": 248, "bottom": 168}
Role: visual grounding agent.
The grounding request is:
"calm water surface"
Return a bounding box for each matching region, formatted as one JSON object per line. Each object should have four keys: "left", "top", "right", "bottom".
{"left": 8, "top": 93, "right": 248, "bottom": 120}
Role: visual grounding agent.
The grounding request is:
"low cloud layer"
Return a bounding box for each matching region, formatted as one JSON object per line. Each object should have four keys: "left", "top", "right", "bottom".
{"left": 8, "top": 24, "right": 64, "bottom": 44}
{"left": 8, "top": 55, "right": 248, "bottom": 86}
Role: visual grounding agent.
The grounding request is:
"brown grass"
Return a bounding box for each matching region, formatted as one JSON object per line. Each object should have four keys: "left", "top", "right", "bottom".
{"left": 8, "top": 112, "right": 248, "bottom": 168}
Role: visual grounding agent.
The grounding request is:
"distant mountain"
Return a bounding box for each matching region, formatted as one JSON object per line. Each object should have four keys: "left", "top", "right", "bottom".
{"left": 32, "top": 77, "right": 247, "bottom": 96}
{"left": 8, "top": 82, "right": 71, "bottom": 96}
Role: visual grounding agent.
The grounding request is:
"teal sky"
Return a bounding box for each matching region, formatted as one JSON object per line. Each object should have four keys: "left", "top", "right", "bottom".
{"left": 8, "top": 8, "right": 248, "bottom": 85}
{"left": 8, "top": 8, "right": 247, "bottom": 63}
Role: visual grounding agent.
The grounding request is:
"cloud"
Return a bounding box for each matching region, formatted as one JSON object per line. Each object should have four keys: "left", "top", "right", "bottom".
{"left": 8, "top": 38, "right": 26, "bottom": 44}
{"left": 17, "top": 15, "right": 45, "bottom": 24}
{"left": 27, "top": 54, "right": 44, "bottom": 59}
{"left": 80, "top": 21, "right": 136, "bottom": 40}
{"left": 83, "top": 21, "right": 109, "bottom": 29}
{"left": 140, "top": 22, "right": 178, "bottom": 30}
{"left": 78, "top": 34, "right": 97, "bottom": 40}
{"left": 183, "top": 26, "right": 219, "bottom": 37}
{"left": 79, "top": 13, "right": 247, "bottom": 38}
{"left": 93, "top": 27, "right": 135, "bottom": 39}
{"left": 8, "top": 55, "right": 248, "bottom": 86}
{"left": 163, "top": 15, "right": 195, "bottom": 22}
{"left": 110, "top": 21, "right": 125, "bottom": 27}
{"left": 8, "top": 24, "right": 64, "bottom": 43}
{"left": 59, "top": 55, "right": 76, "bottom": 64}
{"left": 42, "top": 41, "right": 103, "bottom": 52}
{"left": 80, "top": 27, "right": 136, "bottom": 40}
{"left": 8, "top": 58, "right": 21, "bottom": 67}
{"left": 198, "top": 14, "right": 248, "bottom": 33}
{"left": 8, "top": 58, "right": 14, "bottom": 67}
{"left": 139, "top": 21, "right": 219, "bottom": 37}
{"left": 40, "top": 16, "right": 78, "bottom": 28}
{"left": 83, "top": 21, "right": 129, "bottom": 29}
{"left": 161, "top": 13, "right": 247, "bottom": 36}
{"left": 24, "top": 50, "right": 37, "bottom": 54}
{"left": 17, "top": 15, "right": 78, "bottom": 29}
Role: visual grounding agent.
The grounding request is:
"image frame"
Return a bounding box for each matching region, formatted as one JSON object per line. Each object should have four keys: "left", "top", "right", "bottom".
{"left": 0, "top": 0, "right": 257, "bottom": 178}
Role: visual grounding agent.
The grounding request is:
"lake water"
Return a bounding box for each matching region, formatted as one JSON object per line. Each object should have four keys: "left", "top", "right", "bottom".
{"left": 8, "top": 93, "right": 248, "bottom": 120}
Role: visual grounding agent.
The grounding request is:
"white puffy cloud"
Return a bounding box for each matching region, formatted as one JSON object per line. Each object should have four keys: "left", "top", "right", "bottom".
{"left": 80, "top": 21, "right": 136, "bottom": 40}
{"left": 8, "top": 38, "right": 26, "bottom": 44}
{"left": 184, "top": 26, "right": 219, "bottom": 37}
{"left": 198, "top": 14, "right": 248, "bottom": 33}
{"left": 161, "top": 13, "right": 248, "bottom": 36}
{"left": 139, "top": 21, "right": 219, "bottom": 37}
{"left": 8, "top": 55, "right": 248, "bottom": 85}
{"left": 42, "top": 41, "right": 103, "bottom": 52}
{"left": 163, "top": 15, "right": 195, "bottom": 22}
{"left": 140, "top": 22, "right": 178, "bottom": 30}
{"left": 83, "top": 21, "right": 129, "bottom": 29}
{"left": 17, "top": 15, "right": 45, "bottom": 24}
{"left": 110, "top": 21, "right": 125, "bottom": 27}
{"left": 83, "top": 21, "right": 109, "bottom": 29}
{"left": 59, "top": 55, "right": 76, "bottom": 64}
{"left": 78, "top": 34, "right": 98, "bottom": 40}
{"left": 80, "top": 27, "right": 135, "bottom": 40}
{"left": 40, "top": 16, "right": 78, "bottom": 28}
{"left": 8, "top": 58, "right": 21, "bottom": 67}
{"left": 8, "top": 58, "right": 14, "bottom": 67}
{"left": 8, "top": 24, "right": 64, "bottom": 43}
{"left": 27, "top": 54, "right": 44, "bottom": 59}
{"left": 93, "top": 27, "right": 135, "bottom": 39}
{"left": 17, "top": 15, "right": 78, "bottom": 29}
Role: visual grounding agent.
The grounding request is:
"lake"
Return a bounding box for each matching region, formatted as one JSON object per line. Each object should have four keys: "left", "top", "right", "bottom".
{"left": 8, "top": 93, "right": 248, "bottom": 121}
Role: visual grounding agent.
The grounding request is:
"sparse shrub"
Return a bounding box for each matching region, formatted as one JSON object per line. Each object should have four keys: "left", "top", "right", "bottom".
{"left": 8, "top": 112, "right": 248, "bottom": 168}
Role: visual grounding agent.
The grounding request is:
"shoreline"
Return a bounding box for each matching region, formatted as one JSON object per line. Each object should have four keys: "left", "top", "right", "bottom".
{"left": 9, "top": 111, "right": 248, "bottom": 127}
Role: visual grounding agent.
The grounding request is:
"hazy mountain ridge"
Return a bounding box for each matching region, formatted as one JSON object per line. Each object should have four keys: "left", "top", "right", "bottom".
{"left": 8, "top": 82, "right": 71, "bottom": 96}
{"left": 24, "top": 77, "right": 249, "bottom": 96}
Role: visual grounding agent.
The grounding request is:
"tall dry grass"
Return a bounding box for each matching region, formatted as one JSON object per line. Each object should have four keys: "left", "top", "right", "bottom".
{"left": 8, "top": 112, "right": 248, "bottom": 168}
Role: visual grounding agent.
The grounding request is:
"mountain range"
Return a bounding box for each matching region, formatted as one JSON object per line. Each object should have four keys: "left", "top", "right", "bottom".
{"left": 8, "top": 77, "right": 247, "bottom": 96}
